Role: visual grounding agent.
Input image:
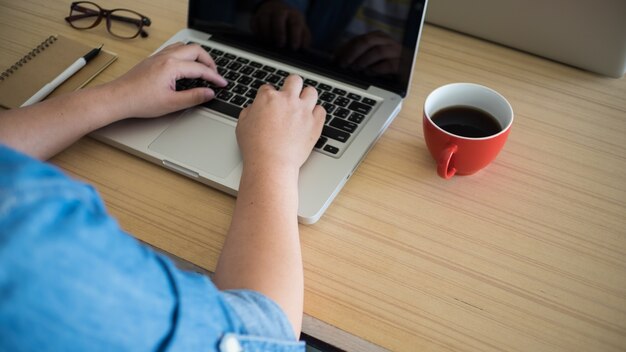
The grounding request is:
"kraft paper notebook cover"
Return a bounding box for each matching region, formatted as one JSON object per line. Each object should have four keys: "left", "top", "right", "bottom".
{"left": 0, "top": 35, "right": 117, "bottom": 109}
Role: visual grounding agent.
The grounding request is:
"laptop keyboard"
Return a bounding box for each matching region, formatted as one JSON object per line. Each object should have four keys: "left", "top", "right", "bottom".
{"left": 176, "top": 42, "right": 378, "bottom": 158}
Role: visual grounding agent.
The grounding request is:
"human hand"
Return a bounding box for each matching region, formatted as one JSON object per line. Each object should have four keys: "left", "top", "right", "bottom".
{"left": 251, "top": 0, "right": 311, "bottom": 50}
{"left": 335, "top": 31, "right": 402, "bottom": 75}
{"left": 106, "top": 42, "right": 227, "bottom": 118}
{"left": 236, "top": 75, "right": 325, "bottom": 171}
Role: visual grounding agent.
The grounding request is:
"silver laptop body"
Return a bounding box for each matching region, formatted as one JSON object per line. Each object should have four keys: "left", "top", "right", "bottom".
{"left": 93, "top": 0, "right": 428, "bottom": 224}
{"left": 426, "top": 0, "right": 626, "bottom": 78}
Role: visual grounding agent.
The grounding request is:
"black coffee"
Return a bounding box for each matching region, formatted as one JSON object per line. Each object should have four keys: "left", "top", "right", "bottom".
{"left": 431, "top": 106, "right": 502, "bottom": 138}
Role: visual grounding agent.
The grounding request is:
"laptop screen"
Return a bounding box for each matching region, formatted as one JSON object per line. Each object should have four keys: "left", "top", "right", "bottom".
{"left": 188, "top": 0, "right": 427, "bottom": 97}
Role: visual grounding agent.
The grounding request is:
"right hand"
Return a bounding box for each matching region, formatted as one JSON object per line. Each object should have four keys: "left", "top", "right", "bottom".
{"left": 236, "top": 75, "right": 325, "bottom": 171}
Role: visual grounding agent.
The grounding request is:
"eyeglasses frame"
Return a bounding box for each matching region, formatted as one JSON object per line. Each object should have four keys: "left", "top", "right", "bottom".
{"left": 65, "top": 1, "right": 151, "bottom": 39}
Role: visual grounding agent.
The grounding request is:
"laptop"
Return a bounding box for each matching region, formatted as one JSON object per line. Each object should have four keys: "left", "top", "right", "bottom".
{"left": 426, "top": 0, "right": 626, "bottom": 78}
{"left": 92, "top": 0, "right": 428, "bottom": 224}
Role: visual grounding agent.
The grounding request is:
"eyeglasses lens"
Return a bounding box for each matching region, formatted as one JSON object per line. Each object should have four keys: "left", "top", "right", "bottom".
{"left": 108, "top": 10, "right": 143, "bottom": 38}
{"left": 69, "top": 2, "right": 101, "bottom": 29}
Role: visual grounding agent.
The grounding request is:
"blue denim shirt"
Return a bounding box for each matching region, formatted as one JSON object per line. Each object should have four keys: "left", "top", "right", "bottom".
{"left": 0, "top": 145, "right": 305, "bottom": 352}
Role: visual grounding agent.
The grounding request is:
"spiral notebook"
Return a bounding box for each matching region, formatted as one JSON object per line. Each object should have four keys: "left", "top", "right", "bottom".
{"left": 0, "top": 35, "right": 117, "bottom": 109}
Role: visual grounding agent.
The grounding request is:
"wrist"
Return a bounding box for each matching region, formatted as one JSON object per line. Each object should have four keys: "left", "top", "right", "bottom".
{"left": 241, "top": 161, "right": 301, "bottom": 195}
{"left": 94, "top": 81, "right": 135, "bottom": 122}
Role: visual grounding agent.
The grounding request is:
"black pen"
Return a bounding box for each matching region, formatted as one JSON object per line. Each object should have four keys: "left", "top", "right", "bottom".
{"left": 21, "top": 45, "right": 103, "bottom": 107}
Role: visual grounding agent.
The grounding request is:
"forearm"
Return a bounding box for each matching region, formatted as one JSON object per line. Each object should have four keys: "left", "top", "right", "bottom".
{"left": 0, "top": 84, "right": 125, "bottom": 160}
{"left": 214, "top": 163, "right": 304, "bottom": 337}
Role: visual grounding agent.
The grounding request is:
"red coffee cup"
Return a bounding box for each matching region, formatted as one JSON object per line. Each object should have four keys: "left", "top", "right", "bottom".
{"left": 423, "top": 83, "right": 514, "bottom": 179}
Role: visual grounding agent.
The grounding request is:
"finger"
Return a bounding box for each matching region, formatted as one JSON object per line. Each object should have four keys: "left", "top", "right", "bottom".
{"left": 239, "top": 105, "right": 250, "bottom": 120}
{"left": 162, "top": 41, "right": 186, "bottom": 51}
{"left": 299, "top": 85, "right": 318, "bottom": 106}
{"left": 271, "top": 10, "right": 289, "bottom": 47}
{"left": 164, "top": 44, "right": 218, "bottom": 71}
{"left": 256, "top": 83, "right": 277, "bottom": 100}
{"left": 176, "top": 61, "right": 227, "bottom": 87}
{"left": 171, "top": 87, "right": 214, "bottom": 109}
{"left": 281, "top": 74, "right": 303, "bottom": 96}
{"left": 312, "top": 105, "right": 326, "bottom": 133}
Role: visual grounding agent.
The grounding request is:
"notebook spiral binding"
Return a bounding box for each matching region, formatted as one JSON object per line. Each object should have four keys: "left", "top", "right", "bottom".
{"left": 0, "top": 35, "right": 58, "bottom": 81}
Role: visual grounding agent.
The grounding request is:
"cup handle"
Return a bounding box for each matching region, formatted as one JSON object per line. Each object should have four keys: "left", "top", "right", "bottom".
{"left": 437, "top": 144, "right": 458, "bottom": 179}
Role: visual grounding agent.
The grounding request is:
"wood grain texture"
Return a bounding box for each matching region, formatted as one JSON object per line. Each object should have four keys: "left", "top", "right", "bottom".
{"left": 1, "top": 1, "right": 625, "bottom": 351}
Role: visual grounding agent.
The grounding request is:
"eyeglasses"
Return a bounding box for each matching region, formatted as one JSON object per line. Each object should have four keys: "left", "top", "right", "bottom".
{"left": 65, "top": 1, "right": 151, "bottom": 39}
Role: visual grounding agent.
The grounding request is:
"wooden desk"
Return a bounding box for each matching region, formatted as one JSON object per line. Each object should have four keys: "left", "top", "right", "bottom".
{"left": 2, "top": 1, "right": 625, "bottom": 351}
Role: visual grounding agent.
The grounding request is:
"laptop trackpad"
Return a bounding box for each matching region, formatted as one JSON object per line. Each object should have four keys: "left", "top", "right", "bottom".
{"left": 149, "top": 113, "right": 242, "bottom": 178}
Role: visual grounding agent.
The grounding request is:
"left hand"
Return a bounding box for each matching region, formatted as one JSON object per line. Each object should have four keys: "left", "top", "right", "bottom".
{"left": 106, "top": 42, "right": 227, "bottom": 118}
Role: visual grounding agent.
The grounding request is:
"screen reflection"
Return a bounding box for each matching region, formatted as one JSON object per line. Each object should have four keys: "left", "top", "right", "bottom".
{"left": 189, "top": 0, "right": 425, "bottom": 96}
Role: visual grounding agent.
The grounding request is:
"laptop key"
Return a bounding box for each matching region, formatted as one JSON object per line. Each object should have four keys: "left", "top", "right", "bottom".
{"left": 348, "top": 101, "right": 372, "bottom": 114}
{"left": 267, "top": 74, "right": 282, "bottom": 84}
{"left": 216, "top": 57, "right": 230, "bottom": 66}
{"left": 332, "top": 88, "right": 347, "bottom": 96}
{"left": 334, "top": 107, "right": 350, "bottom": 118}
{"left": 330, "top": 118, "right": 358, "bottom": 133}
{"left": 175, "top": 78, "right": 194, "bottom": 91}
{"left": 227, "top": 62, "right": 242, "bottom": 70}
{"left": 244, "top": 89, "right": 257, "bottom": 98}
{"left": 232, "top": 84, "right": 248, "bottom": 95}
{"left": 276, "top": 70, "right": 289, "bottom": 77}
{"left": 202, "top": 99, "right": 242, "bottom": 119}
{"left": 216, "top": 90, "right": 233, "bottom": 101}
{"left": 250, "top": 61, "right": 263, "bottom": 68}
{"left": 251, "top": 80, "right": 265, "bottom": 89}
{"left": 348, "top": 112, "right": 365, "bottom": 124}
{"left": 334, "top": 97, "right": 350, "bottom": 107}
{"left": 315, "top": 136, "right": 328, "bottom": 149}
{"left": 239, "top": 66, "right": 255, "bottom": 75}
{"left": 230, "top": 95, "right": 248, "bottom": 106}
{"left": 323, "top": 145, "right": 339, "bottom": 154}
{"left": 224, "top": 71, "right": 240, "bottom": 80}
{"left": 262, "top": 65, "right": 277, "bottom": 72}
{"left": 319, "top": 92, "right": 336, "bottom": 102}
{"left": 318, "top": 83, "right": 332, "bottom": 91}
{"left": 321, "top": 102, "right": 336, "bottom": 114}
{"left": 348, "top": 93, "right": 362, "bottom": 101}
{"left": 252, "top": 70, "right": 268, "bottom": 79}
{"left": 362, "top": 97, "right": 376, "bottom": 106}
{"left": 236, "top": 76, "right": 253, "bottom": 85}
{"left": 322, "top": 126, "right": 350, "bottom": 143}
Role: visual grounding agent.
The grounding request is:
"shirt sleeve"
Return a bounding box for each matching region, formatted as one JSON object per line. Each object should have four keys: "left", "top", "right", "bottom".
{"left": 0, "top": 145, "right": 304, "bottom": 352}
